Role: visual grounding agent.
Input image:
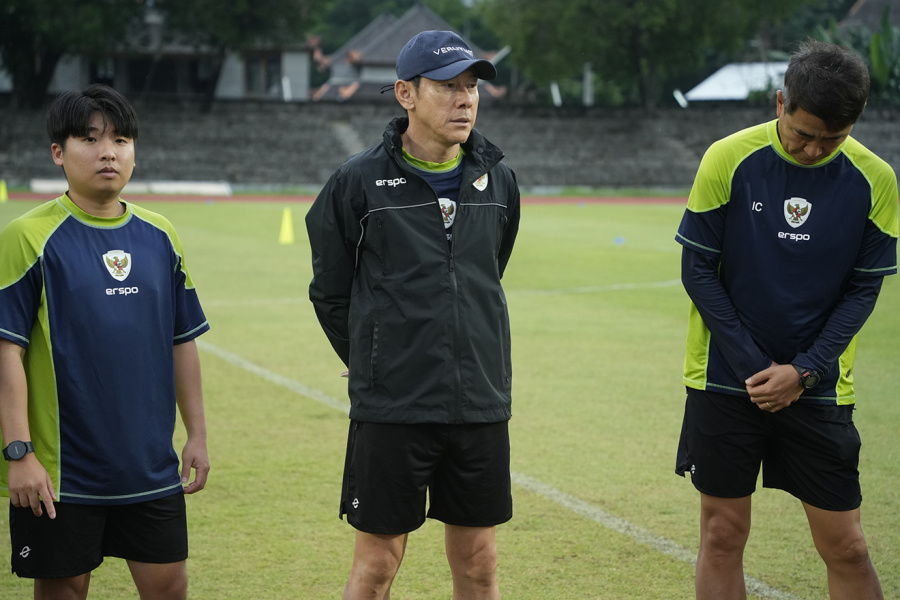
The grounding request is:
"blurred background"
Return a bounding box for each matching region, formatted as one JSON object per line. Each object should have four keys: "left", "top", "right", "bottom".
{"left": 1, "top": 0, "right": 898, "bottom": 192}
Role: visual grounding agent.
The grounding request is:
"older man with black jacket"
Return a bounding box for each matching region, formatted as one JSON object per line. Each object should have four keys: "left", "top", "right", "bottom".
{"left": 306, "top": 29, "right": 519, "bottom": 600}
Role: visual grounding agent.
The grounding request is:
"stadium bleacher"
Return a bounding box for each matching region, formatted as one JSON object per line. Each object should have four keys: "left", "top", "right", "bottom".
{"left": 1, "top": 100, "right": 898, "bottom": 192}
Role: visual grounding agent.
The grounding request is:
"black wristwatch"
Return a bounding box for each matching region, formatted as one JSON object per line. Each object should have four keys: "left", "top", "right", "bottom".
{"left": 3, "top": 441, "right": 35, "bottom": 461}
{"left": 793, "top": 365, "right": 821, "bottom": 389}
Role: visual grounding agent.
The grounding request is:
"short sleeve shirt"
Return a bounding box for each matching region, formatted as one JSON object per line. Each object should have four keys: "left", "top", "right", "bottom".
{"left": 0, "top": 195, "right": 209, "bottom": 504}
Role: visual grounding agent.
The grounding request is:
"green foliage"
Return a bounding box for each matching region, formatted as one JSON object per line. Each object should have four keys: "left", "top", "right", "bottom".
{"left": 157, "top": 0, "right": 326, "bottom": 51}
{"left": 751, "top": 0, "right": 857, "bottom": 58}
{"left": 0, "top": 0, "right": 329, "bottom": 109}
{"left": 867, "top": 7, "right": 900, "bottom": 98}
{"left": 817, "top": 5, "right": 900, "bottom": 104}
{"left": 477, "top": 0, "right": 810, "bottom": 107}
{"left": 0, "top": 0, "right": 145, "bottom": 108}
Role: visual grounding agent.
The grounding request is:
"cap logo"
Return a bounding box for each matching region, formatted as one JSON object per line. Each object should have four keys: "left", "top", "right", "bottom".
{"left": 397, "top": 30, "right": 496, "bottom": 82}
{"left": 434, "top": 46, "right": 474, "bottom": 57}
{"left": 784, "top": 198, "right": 812, "bottom": 228}
{"left": 103, "top": 250, "right": 132, "bottom": 281}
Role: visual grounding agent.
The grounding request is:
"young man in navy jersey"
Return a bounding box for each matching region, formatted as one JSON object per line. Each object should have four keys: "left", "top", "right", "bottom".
{"left": 675, "top": 41, "right": 897, "bottom": 599}
{"left": 307, "top": 30, "right": 519, "bottom": 599}
{"left": 0, "top": 84, "right": 210, "bottom": 599}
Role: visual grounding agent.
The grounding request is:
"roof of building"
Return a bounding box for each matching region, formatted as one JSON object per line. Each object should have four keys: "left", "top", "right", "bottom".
{"left": 324, "top": 12, "right": 399, "bottom": 70}
{"left": 841, "top": 0, "right": 899, "bottom": 30}
{"left": 684, "top": 62, "right": 788, "bottom": 102}
{"left": 314, "top": 2, "right": 494, "bottom": 102}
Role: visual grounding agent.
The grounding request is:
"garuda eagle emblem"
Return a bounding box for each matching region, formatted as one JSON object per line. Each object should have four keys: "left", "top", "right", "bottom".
{"left": 783, "top": 198, "right": 812, "bottom": 228}
{"left": 102, "top": 250, "right": 132, "bottom": 281}
{"left": 438, "top": 198, "right": 457, "bottom": 227}
{"left": 106, "top": 254, "right": 128, "bottom": 272}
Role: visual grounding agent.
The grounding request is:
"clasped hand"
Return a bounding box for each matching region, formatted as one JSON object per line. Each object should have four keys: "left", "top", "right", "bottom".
{"left": 745, "top": 363, "right": 804, "bottom": 412}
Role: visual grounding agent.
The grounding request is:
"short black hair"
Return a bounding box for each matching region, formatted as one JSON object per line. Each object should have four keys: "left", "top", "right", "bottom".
{"left": 407, "top": 75, "right": 423, "bottom": 91}
{"left": 46, "top": 84, "right": 139, "bottom": 148}
{"left": 782, "top": 40, "right": 870, "bottom": 132}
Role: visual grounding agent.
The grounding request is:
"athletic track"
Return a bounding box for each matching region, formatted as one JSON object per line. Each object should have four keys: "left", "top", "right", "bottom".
{"left": 7, "top": 192, "right": 686, "bottom": 205}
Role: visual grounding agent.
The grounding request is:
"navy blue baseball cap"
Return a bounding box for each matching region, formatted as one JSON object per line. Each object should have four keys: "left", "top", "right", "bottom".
{"left": 396, "top": 30, "right": 497, "bottom": 82}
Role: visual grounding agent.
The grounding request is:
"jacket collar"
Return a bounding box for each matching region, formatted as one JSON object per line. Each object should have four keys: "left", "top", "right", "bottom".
{"left": 382, "top": 117, "right": 504, "bottom": 174}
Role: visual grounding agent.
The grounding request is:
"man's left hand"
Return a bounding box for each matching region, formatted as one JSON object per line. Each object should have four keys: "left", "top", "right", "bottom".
{"left": 181, "top": 437, "right": 210, "bottom": 494}
{"left": 745, "top": 363, "right": 804, "bottom": 412}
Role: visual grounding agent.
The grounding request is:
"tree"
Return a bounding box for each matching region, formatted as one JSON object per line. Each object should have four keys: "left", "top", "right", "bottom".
{"left": 751, "top": 0, "right": 857, "bottom": 60}
{"left": 816, "top": 6, "right": 900, "bottom": 105}
{"left": 867, "top": 7, "right": 900, "bottom": 101}
{"left": 476, "top": 0, "right": 810, "bottom": 108}
{"left": 154, "top": 0, "right": 328, "bottom": 111}
{"left": 0, "top": 0, "right": 145, "bottom": 108}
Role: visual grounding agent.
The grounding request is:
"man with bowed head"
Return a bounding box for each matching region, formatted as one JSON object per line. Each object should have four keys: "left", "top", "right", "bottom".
{"left": 306, "top": 30, "right": 520, "bottom": 600}
{"left": 675, "top": 40, "right": 897, "bottom": 599}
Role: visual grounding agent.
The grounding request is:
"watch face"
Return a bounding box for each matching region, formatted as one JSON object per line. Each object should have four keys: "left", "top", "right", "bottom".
{"left": 803, "top": 371, "right": 820, "bottom": 388}
{"left": 6, "top": 442, "right": 26, "bottom": 460}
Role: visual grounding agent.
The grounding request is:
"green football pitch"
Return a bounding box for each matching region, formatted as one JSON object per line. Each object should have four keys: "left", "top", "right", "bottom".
{"left": 1, "top": 198, "right": 897, "bottom": 599}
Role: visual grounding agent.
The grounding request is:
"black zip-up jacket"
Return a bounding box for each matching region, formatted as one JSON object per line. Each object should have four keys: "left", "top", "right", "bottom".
{"left": 306, "top": 117, "right": 520, "bottom": 424}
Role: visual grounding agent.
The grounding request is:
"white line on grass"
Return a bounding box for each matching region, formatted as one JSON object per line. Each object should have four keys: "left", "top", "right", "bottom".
{"left": 197, "top": 340, "right": 349, "bottom": 415}
{"left": 511, "top": 473, "right": 805, "bottom": 600}
{"left": 197, "top": 339, "right": 805, "bottom": 600}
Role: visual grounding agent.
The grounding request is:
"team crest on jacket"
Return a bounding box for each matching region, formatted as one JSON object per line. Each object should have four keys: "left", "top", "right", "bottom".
{"left": 439, "top": 198, "right": 457, "bottom": 228}
{"left": 473, "top": 173, "right": 488, "bottom": 191}
{"left": 784, "top": 198, "right": 812, "bottom": 228}
{"left": 103, "top": 250, "right": 132, "bottom": 281}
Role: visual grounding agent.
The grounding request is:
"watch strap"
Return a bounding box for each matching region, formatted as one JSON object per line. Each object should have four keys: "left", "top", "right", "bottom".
{"left": 792, "top": 364, "right": 819, "bottom": 389}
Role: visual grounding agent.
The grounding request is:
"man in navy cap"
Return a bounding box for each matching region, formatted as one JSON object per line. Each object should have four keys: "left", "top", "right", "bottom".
{"left": 306, "top": 30, "right": 520, "bottom": 599}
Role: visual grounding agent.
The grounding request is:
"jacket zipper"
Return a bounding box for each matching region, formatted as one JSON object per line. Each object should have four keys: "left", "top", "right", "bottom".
{"left": 448, "top": 183, "right": 466, "bottom": 423}
{"left": 394, "top": 147, "right": 473, "bottom": 423}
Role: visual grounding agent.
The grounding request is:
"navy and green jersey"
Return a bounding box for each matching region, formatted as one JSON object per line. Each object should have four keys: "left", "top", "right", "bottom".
{"left": 0, "top": 195, "right": 209, "bottom": 504}
{"left": 677, "top": 119, "right": 898, "bottom": 404}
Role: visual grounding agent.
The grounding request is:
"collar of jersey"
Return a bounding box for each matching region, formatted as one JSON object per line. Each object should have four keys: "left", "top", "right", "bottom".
{"left": 58, "top": 194, "right": 132, "bottom": 227}
{"left": 402, "top": 147, "right": 464, "bottom": 173}
{"left": 768, "top": 118, "right": 845, "bottom": 167}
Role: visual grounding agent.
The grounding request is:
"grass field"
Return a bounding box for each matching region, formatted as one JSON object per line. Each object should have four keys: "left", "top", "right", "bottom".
{"left": 0, "top": 197, "right": 897, "bottom": 599}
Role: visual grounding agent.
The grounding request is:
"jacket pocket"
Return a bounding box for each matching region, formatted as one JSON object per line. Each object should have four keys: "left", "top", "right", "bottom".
{"left": 375, "top": 216, "right": 394, "bottom": 275}
{"left": 369, "top": 320, "right": 379, "bottom": 389}
{"left": 499, "top": 314, "right": 512, "bottom": 389}
{"left": 494, "top": 209, "right": 509, "bottom": 257}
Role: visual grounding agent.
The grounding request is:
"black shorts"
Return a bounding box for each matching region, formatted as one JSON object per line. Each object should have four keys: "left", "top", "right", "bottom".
{"left": 9, "top": 492, "right": 188, "bottom": 579}
{"left": 340, "top": 420, "right": 513, "bottom": 535}
{"left": 675, "top": 388, "right": 862, "bottom": 511}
